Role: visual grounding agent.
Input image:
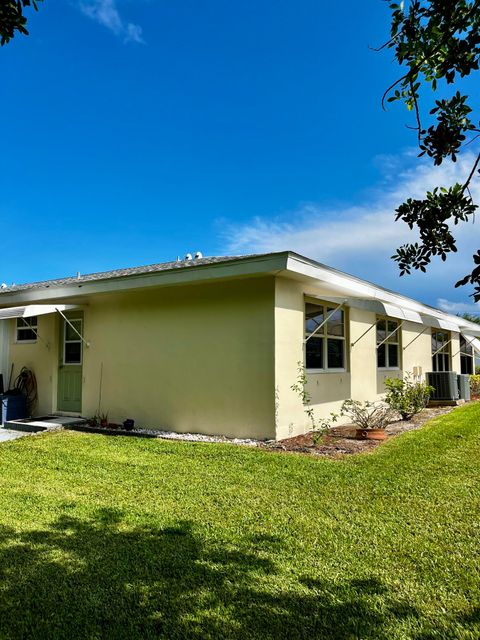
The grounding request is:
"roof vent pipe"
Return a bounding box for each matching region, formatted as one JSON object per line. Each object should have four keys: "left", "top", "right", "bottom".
{"left": 194, "top": 251, "right": 203, "bottom": 259}
{"left": 184, "top": 253, "right": 193, "bottom": 261}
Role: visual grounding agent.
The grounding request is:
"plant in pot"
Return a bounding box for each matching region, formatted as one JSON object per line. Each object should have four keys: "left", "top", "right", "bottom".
{"left": 88, "top": 415, "right": 98, "bottom": 427}
{"left": 340, "top": 399, "right": 394, "bottom": 440}
{"left": 123, "top": 418, "right": 135, "bottom": 432}
{"left": 99, "top": 412, "right": 109, "bottom": 428}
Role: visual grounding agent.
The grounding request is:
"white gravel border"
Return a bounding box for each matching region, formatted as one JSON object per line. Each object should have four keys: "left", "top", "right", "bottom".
{"left": 137, "top": 428, "right": 262, "bottom": 446}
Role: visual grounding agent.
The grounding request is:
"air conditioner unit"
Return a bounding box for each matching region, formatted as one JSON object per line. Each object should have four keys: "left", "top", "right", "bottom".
{"left": 457, "top": 374, "right": 471, "bottom": 401}
{"left": 426, "top": 372, "right": 459, "bottom": 401}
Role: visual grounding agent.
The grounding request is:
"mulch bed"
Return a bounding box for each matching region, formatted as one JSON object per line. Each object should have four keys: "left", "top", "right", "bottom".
{"left": 261, "top": 405, "right": 460, "bottom": 458}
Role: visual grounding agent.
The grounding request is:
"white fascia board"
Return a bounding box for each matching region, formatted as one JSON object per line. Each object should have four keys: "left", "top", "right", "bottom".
{"left": 286, "top": 254, "right": 461, "bottom": 330}
{"left": 0, "top": 254, "right": 289, "bottom": 307}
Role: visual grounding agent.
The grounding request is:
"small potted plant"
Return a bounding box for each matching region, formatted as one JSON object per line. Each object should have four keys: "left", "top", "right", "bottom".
{"left": 88, "top": 415, "right": 98, "bottom": 427}
{"left": 123, "top": 418, "right": 135, "bottom": 432}
{"left": 99, "top": 412, "right": 109, "bottom": 428}
{"left": 340, "top": 399, "right": 394, "bottom": 440}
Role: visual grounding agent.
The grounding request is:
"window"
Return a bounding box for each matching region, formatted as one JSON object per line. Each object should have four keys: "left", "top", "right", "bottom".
{"left": 305, "top": 302, "right": 346, "bottom": 370}
{"left": 377, "top": 317, "right": 400, "bottom": 369}
{"left": 16, "top": 316, "right": 38, "bottom": 342}
{"left": 432, "top": 330, "right": 451, "bottom": 372}
{"left": 63, "top": 319, "right": 82, "bottom": 364}
{"left": 460, "top": 335, "right": 474, "bottom": 375}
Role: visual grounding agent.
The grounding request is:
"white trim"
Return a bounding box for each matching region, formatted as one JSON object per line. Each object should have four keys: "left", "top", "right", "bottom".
{"left": 0, "top": 250, "right": 477, "bottom": 337}
{"left": 285, "top": 254, "right": 472, "bottom": 333}
{"left": 306, "top": 368, "right": 347, "bottom": 374}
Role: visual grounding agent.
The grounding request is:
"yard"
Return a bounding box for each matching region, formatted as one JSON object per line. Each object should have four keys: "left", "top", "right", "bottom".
{"left": 0, "top": 405, "right": 478, "bottom": 639}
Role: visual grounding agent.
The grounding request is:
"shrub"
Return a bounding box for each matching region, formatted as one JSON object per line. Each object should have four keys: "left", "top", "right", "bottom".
{"left": 384, "top": 374, "right": 434, "bottom": 421}
{"left": 470, "top": 374, "right": 480, "bottom": 396}
{"left": 340, "top": 399, "right": 394, "bottom": 430}
{"left": 291, "top": 362, "right": 338, "bottom": 442}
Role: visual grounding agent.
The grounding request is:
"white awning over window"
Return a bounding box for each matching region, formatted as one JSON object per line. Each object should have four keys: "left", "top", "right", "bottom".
{"left": 381, "top": 303, "right": 423, "bottom": 324}
{"left": 318, "top": 296, "right": 424, "bottom": 324}
{"left": 426, "top": 317, "right": 460, "bottom": 332}
{"left": 462, "top": 333, "right": 480, "bottom": 355}
{"left": 0, "top": 304, "right": 78, "bottom": 321}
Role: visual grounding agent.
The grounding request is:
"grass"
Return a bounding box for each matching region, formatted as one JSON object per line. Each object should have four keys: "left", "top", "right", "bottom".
{"left": 0, "top": 405, "right": 478, "bottom": 639}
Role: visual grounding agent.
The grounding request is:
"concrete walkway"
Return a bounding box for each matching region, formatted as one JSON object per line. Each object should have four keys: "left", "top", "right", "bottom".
{"left": 0, "top": 416, "right": 86, "bottom": 444}
{"left": 0, "top": 429, "right": 30, "bottom": 442}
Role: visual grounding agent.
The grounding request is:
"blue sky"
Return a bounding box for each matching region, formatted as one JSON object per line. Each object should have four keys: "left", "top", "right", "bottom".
{"left": 1, "top": 0, "right": 479, "bottom": 312}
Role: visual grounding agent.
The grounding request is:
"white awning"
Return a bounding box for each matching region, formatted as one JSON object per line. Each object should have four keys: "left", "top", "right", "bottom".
{"left": 0, "top": 304, "right": 78, "bottom": 321}
{"left": 381, "top": 303, "right": 423, "bottom": 324}
{"left": 462, "top": 333, "right": 480, "bottom": 355}
{"left": 319, "top": 297, "right": 424, "bottom": 324}
{"left": 426, "top": 317, "right": 460, "bottom": 332}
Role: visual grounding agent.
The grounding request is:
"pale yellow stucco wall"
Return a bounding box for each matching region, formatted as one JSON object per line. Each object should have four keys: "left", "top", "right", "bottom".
{"left": 273, "top": 276, "right": 462, "bottom": 440}
{"left": 8, "top": 313, "right": 59, "bottom": 415}
{"left": 8, "top": 278, "right": 276, "bottom": 438}
{"left": 80, "top": 277, "right": 276, "bottom": 439}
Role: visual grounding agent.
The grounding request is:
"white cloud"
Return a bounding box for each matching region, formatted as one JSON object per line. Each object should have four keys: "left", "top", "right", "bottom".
{"left": 79, "top": 0, "right": 144, "bottom": 44}
{"left": 222, "top": 151, "right": 480, "bottom": 305}
{"left": 436, "top": 298, "right": 480, "bottom": 315}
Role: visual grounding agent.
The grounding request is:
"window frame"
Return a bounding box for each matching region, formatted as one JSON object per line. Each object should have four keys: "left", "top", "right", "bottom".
{"left": 304, "top": 300, "right": 347, "bottom": 373}
{"left": 431, "top": 329, "right": 451, "bottom": 372}
{"left": 63, "top": 318, "right": 83, "bottom": 366}
{"left": 459, "top": 335, "right": 474, "bottom": 375}
{"left": 15, "top": 316, "right": 38, "bottom": 344}
{"left": 376, "top": 316, "right": 402, "bottom": 371}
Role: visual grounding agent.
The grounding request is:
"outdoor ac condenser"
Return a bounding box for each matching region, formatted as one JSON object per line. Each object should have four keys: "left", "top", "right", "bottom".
{"left": 457, "top": 374, "right": 471, "bottom": 401}
{"left": 426, "top": 372, "right": 459, "bottom": 402}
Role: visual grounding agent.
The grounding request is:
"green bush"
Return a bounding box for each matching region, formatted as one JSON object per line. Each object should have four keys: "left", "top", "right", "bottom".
{"left": 470, "top": 374, "right": 480, "bottom": 395}
{"left": 384, "top": 374, "right": 434, "bottom": 420}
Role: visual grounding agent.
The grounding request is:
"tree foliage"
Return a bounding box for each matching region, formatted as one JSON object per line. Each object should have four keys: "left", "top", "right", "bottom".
{"left": 0, "top": 0, "right": 41, "bottom": 46}
{"left": 458, "top": 311, "right": 480, "bottom": 323}
{"left": 383, "top": 0, "right": 480, "bottom": 299}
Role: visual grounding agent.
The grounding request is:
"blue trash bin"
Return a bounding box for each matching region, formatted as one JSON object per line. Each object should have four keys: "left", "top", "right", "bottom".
{"left": 1, "top": 394, "right": 27, "bottom": 425}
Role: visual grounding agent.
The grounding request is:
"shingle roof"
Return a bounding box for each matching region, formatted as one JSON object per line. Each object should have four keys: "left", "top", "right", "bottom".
{"left": 0, "top": 255, "right": 257, "bottom": 295}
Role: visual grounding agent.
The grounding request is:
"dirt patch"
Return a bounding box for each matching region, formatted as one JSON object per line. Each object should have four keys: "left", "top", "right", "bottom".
{"left": 261, "top": 405, "right": 460, "bottom": 458}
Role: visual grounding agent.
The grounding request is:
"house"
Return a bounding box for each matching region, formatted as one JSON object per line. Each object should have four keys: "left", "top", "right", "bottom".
{"left": 0, "top": 251, "right": 478, "bottom": 440}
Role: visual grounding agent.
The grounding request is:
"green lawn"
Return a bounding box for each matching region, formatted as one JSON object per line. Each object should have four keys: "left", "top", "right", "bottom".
{"left": 0, "top": 406, "right": 478, "bottom": 639}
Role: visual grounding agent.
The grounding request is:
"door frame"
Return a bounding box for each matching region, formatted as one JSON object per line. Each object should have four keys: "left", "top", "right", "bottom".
{"left": 56, "top": 311, "right": 84, "bottom": 414}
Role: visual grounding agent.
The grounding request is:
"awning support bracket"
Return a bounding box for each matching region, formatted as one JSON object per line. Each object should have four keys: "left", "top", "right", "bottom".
{"left": 304, "top": 300, "right": 346, "bottom": 343}
{"left": 56, "top": 308, "right": 90, "bottom": 348}
{"left": 432, "top": 338, "right": 453, "bottom": 358}
{"left": 351, "top": 319, "right": 379, "bottom": 348}
{"left": 403, "top": 325, "right": 429, "bottom": 351}
{"left": 18, "top": 316, "right": 50, "bottom": 350}
{"left": 376, "top": 321, "right": 404, "bottom": 349}
{"left": 452, "top": 335, "right": 477, "bottom": 358}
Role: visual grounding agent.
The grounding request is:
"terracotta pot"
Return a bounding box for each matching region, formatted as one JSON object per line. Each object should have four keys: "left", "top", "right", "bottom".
{"left": 356, "top": 428, "right": 387, "bottom": 441}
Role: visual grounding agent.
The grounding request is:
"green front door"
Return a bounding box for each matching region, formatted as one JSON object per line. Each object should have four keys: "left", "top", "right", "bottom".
{"left": 57, "top": 312, "right": 83, "bottom": 413}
